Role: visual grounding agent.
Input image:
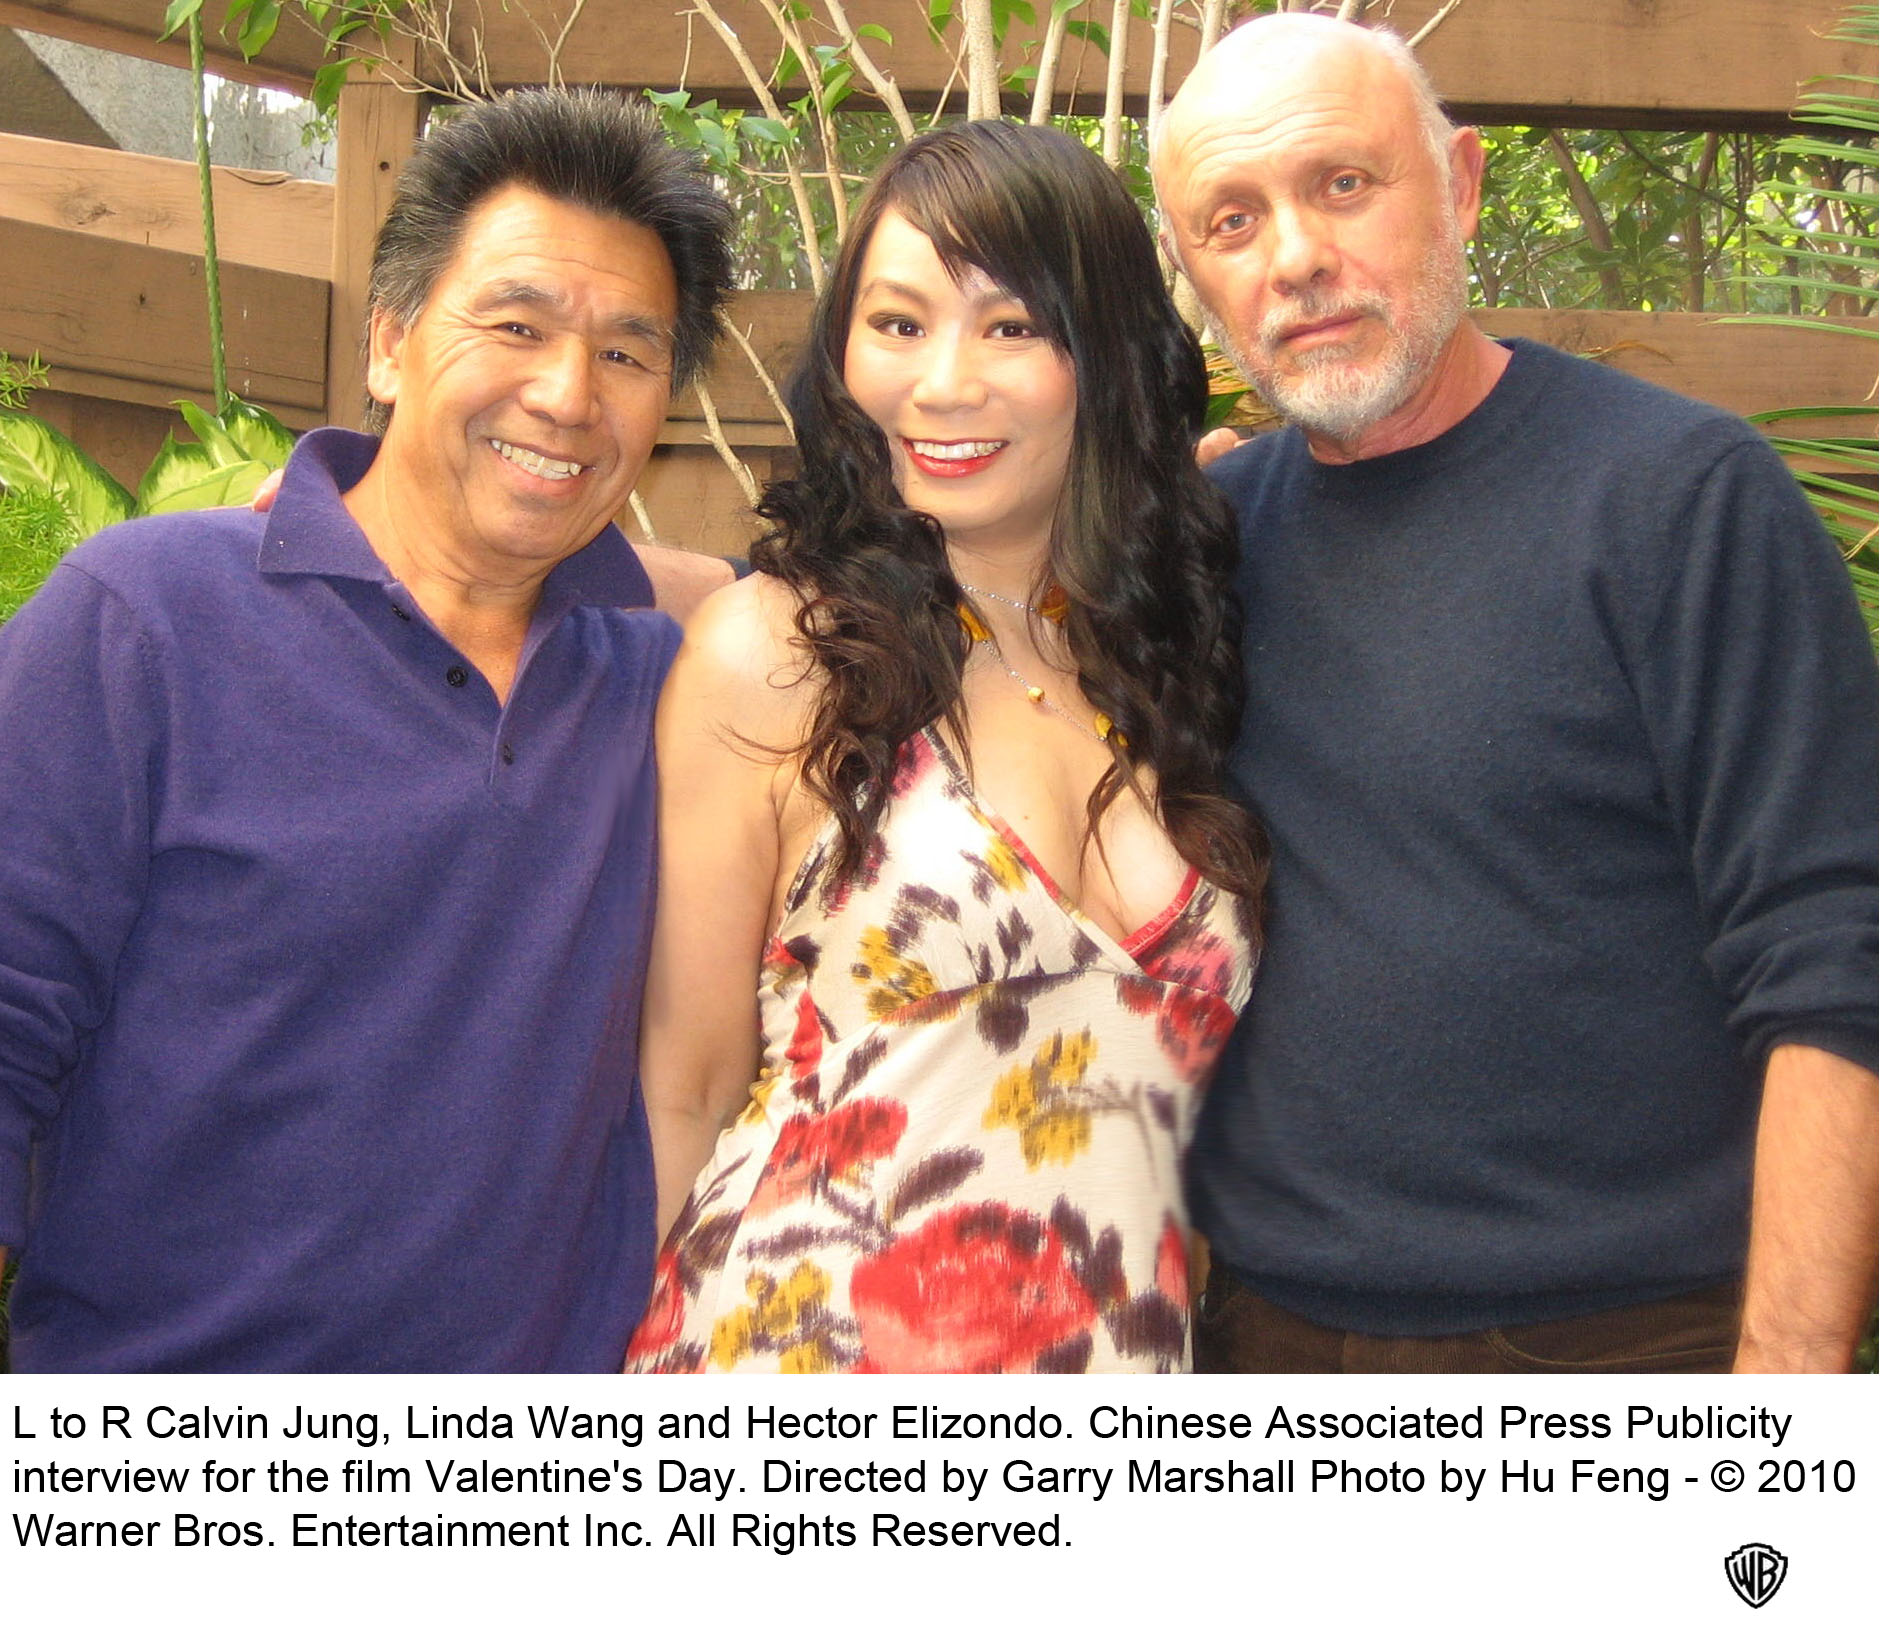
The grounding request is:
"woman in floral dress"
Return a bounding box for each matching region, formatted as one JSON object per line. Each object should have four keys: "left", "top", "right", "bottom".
{"left": 627, "top": 122, "right": 1267, "bottom": 1373}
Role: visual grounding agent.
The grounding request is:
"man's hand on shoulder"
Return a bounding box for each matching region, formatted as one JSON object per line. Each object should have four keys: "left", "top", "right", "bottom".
{"left": 638, "top": 543, "right": 738, "bottom": 622}
{"left": 1198, "top": 427, "right": 1249, "bottom": 466}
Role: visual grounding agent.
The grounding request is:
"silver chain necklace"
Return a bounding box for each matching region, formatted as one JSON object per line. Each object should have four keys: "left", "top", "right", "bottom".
{"left": 957, "top": 579, "right": 1044, "bottom": 617}
{"left": 972, "top": 638, "right": 1114, "bottom": 745}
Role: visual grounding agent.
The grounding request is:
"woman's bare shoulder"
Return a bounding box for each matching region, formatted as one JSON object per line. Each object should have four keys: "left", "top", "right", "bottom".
{"left": 666, "top": 572, "right": 819, "bottom": 741}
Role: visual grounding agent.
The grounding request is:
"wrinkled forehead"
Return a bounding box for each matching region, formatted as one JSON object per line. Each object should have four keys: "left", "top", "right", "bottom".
{"left": 1157, "top": 35, "right": 1422, "bottom": 195}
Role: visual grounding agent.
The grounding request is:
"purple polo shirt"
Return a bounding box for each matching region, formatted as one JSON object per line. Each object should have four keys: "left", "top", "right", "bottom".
{"left": 0, "top": 429, "right": 677, "bottom": 1371}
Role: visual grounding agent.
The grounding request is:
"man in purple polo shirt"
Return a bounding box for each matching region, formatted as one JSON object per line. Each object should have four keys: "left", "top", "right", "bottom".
{"left": 0, "top": 89, "right": 733, "bottom": 1371}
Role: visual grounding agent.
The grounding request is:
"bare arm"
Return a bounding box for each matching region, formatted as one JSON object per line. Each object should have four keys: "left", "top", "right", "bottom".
{"left": 640, "top": 576, "right": 809, "bottom": 1241}
{"left": 1734, "top": 1043, "right": 1878, "bottom": 1373}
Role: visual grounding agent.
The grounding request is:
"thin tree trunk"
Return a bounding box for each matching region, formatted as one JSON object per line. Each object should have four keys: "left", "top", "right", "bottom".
{"left": 1030, "top": 2, "right": 1076, "bottom": 124}
{"left": 1544, "top": 129, "right": 1627, "bottom": 309}
{"left": 1198, "top": 0, "right": 1229, "bottom": 55}
{"left": 822, "top": 0, "right": 916, "bottom": 142}
{"left": 1101, "top": 0, "right": 1131, "bottom": 166}
{"left": 962, "top": 0, "right": 1000, "bottom": 120}
{"left": 1147, "top": 0, "right": 1177, "bottom": 152}
{"left": 1685, "top": 132, "right": 1720, "bottom": 312}
{"left": 692, "top": 0, "right": 827, "bottom": 292}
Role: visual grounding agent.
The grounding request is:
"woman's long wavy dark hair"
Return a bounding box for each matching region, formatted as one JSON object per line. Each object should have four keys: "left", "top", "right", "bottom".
{"left": 753, "top": 120, "right": 1267, "bottom": 924}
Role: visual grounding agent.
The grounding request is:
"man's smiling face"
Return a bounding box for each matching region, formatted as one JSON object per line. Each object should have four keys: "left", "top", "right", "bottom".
{"left": 366, "top": 184, "right": 679, "bottom": 579}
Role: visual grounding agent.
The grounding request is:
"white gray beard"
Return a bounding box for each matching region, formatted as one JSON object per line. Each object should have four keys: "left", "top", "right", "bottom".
{"left": 1205, "top": 234, "right": 1470, "bottom": 445}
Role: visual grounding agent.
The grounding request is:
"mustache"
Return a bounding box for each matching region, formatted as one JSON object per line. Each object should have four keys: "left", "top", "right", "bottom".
{"left": 1259, "top": 287, "right": 1391, "bottom": 352}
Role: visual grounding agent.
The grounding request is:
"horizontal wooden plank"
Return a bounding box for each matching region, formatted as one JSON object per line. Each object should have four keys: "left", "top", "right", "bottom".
{"left": 2, "top": 217, "right": 327, "bottom": 414}
{"left": 36, "top": 363, "right": 322, "bottom": 430}
{"left": 1485, "top": 308, "right": 1877, "bottom": 439}
{"left": 634, "top": 443, "right": 782, "bottom": 561}
{"left": 1401, "top": 0, "right": 1868, "bottom": 131}
{"left": 3, "top": 0, "right": 1859, "bottom": 126}
{"left": 666, "top": 291, "right": 808, "bottom": 427}
{"left": 449, "top": 0, "right": 1863, "bottom": 127}
{"left": 0, "top": 131, "right": 333, "bottom": 280}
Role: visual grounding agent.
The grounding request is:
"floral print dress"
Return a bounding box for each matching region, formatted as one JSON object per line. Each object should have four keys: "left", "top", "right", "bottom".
{"left": 626, "top": 728, "right": 1256, "bottom": 1373}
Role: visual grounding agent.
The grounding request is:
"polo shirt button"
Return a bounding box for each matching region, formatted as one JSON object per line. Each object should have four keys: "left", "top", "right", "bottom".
{"left": 446, "top": 666, "right": 468, "bottom": 687}
{"left": 501, "top": 744, "right": 515, "bottom": 766}
{"left": 390, "top": 603, "right": 411, "bottom": 622}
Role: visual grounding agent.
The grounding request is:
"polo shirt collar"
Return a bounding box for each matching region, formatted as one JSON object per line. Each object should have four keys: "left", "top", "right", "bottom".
{"left": 258, "top": 426, "right": 654, "bottom": 609}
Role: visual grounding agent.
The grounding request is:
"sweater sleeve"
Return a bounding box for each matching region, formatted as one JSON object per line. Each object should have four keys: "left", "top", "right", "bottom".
{"left": 1629, "top": 430, "right": 1878, "bottom": 1072}
{"left": 0, "top": 561, "right": 161, "bottom": 1246}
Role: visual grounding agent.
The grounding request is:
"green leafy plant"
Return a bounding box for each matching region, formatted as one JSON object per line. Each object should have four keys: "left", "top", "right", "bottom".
{"left": 0, "top": 351, "right": 48, "bottom": 411}
{"left": 1724, "top": 4, "right": 1877, "bottom": 633}
{"left": 0, "top": 395, "right": 294, "bottom": 623}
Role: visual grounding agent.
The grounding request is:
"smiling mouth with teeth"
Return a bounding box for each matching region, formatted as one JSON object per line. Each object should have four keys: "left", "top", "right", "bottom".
{"left": 907, "top": 439, "right": 1007, "bottom": 460}
{"left": 490, "top": 438, "right": 587, "bottom": 481}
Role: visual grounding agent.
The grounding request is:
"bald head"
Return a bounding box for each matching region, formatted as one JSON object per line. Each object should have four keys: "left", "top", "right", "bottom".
{"left": 1155, "top": 13, "right": 1452, "bottom": 194}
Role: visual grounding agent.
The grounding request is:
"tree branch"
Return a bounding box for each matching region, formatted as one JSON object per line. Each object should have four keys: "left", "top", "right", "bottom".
{"left": 1101, "top": 0, "right": 1131, "bottom": 166}
{"left": 1031, "top": 1, "right": 1078, "bottom": 124}
{"left": 757, "top": 0, "right": 848, "bottom": 243}
{"left": 694, "top": 381, "right": 761, "bottom": 507}
{"left": 821, "top": 0, "right": 916, "bottom": 142}
{"left": 1198, "top": 0, "right": 1229, "bottom": 54}
{"left": 1544, "top": 129, "right": 1627, "bottom": 308}
{"left": 1147, "top": 0, "right": 1178, "bottom": 152}
{"left": 961, "top": 0, "right": 1000, "bottom": 120}
{"left": 1406, "top": 0, "right": 1465, "bottom": 51}
{"left": 689, "top": 0, "right": 827, "bottom": 291}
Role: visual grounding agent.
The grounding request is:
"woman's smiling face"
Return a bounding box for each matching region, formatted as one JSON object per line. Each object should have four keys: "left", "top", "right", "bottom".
{"left": 842, "top": 209, "right": 1077, "bottom": 562}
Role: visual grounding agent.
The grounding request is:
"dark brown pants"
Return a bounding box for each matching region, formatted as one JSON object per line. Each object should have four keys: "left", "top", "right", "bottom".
{"left": 1194, "top": 1272, "right": 1741, "bottom": 1374}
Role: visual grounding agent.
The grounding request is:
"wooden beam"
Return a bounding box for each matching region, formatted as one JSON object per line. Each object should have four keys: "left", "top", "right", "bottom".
{"left": 326, "top": 44, "right": 422, "bottom": 429}
{"left": 2, "top": 217, "right": 326, "bottom": 415}
{"left": 632, "top": 443, "right": 780, "bottom": 560}
{"left": 1398, "top": 0, "right": 1869, "bottom": 132}
{"left": 450, "top": 0, "right": 1160, "bottom": 116}
{"left": 3, "top": 0, "right": 1858, "bottom": 126}
{"left": 446, "top": 0, "right": 1851, "bottom": 128}
{"left": 1485, "top": 308, "right": 1877, "bottom": 439}
{"left": 0, "top": 130, "right": 332, "bottom": 280}
{"left": 0, "top": 0, "right": 319, "bottom": 94}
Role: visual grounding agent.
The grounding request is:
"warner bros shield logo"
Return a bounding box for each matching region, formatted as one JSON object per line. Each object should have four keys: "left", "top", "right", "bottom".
{"left": 1724, "top": 1543, "right": 1789, "bottom": 1608}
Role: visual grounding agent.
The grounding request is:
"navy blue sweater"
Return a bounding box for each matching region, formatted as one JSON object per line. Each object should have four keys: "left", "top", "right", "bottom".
{"left": 1193, "top": 339, "right": 1877, "bottom": 1334}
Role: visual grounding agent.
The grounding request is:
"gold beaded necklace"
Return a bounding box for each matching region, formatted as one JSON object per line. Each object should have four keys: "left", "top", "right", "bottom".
{"left": 955, "top": 594, "right": 1121, "bottom": 748}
